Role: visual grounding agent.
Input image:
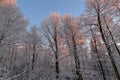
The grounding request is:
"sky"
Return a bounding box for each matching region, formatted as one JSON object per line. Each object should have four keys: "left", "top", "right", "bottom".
{"left": 17, "top": 0, "right": 86, "bottom": 26}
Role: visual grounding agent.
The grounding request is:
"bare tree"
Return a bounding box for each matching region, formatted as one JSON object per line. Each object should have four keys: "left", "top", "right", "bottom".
{"left": 27, "top": 25, "right": 41, "bottom": 70}
{"left": 41, "top": 12, "right": 61, "bottom": 79}
{"left": 62, "top": 14, "right": 84, "bottom": 80}
{"left": 90, "top": 25, "right": 106, "bottom": 80}
{"left": 86, "top": 0, "right": 120, "bottom": 79}
{"left": 0, "top": 5, "right": 28, "bottom": 47}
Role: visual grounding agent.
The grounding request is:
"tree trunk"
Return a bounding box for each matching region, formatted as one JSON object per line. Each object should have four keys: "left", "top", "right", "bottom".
{"left": 54, "top": 28, "right": 60, "bottom": 79}
{"left": 31, "top": 44, "right": 36, "bottom": 70}
{"left": 90, "top": 26, "right": 106, "bottom": 80}
{"left": 55, "top": 52, "right": 59, "bottom": 79}
{"left": 97, "top": 12, "right": 120, "bottom": 80}
{"left": 104, "top": 19, "right": 120, "bottom": 56}
{"left": 72, "top": 36, "right": 83, "bottom": 80}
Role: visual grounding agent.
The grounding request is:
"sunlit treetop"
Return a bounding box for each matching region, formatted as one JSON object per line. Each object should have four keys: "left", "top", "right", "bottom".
{"left": 0, "top": 0, "right": 16, "bottom": 5}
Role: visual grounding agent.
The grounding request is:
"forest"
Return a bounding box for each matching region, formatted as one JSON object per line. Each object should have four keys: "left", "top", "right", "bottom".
{"left": 0, "top": 0, "right": 120, "bottom": 80}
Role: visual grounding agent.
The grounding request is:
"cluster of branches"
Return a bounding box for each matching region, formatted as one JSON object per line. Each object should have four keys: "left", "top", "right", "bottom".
{"left": 0, "top": 0, "right": 120, "bottom": 80}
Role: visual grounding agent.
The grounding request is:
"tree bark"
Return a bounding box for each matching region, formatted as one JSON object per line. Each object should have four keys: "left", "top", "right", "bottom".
{"left": 72, "top": 35, "right": 83, "bottom": 80}
{"left": 54, "top": 28, "right": 60, "bottom": 79}
{"left": 97, "top": 11, "right": 120, "bottom": 80}
{"left": 104, "top": 18, "right": 120, "bottom": 56}
{"left": 90, "top": 26, "right": 106, "bottom": 80}
{"left": 31, "top": 44, "right": 36, "bottom": 70}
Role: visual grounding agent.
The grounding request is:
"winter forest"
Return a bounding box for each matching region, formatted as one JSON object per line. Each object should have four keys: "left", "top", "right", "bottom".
{"left": 0, "top": 0, "right": 120, "bottom": 80}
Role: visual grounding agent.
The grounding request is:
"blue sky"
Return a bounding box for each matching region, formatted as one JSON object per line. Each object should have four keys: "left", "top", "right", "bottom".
{"left": 17, "top": 0, "right": 85, "bottom": 25}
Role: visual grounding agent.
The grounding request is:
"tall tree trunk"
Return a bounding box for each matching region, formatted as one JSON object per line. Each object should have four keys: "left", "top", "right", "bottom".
{"left": 55, "top": 52, "right": 59, "bottom": 79}
{"left": 31, "top": 44, "right": 36, "bottom": 70}
{"left": 90, "top": 26, "right": 106, "bottom": 80}
{"left": 97, "top": 12, "right": 120, "bottom": 80}
{"left": 54, "top": 28, "right": 60, "bottom": 79}
{"left": 72, "top": 36, "right": 83, "bottom": 80}
{"left": 0, "top": 34, "right": 4, "bottom": 47}
{"left": 104, "top": 18, "right": 120, "bottom": 55}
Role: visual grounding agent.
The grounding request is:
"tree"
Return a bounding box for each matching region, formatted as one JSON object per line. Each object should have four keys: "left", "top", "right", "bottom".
{"left": 27, "top": 25, "right": 41, "bottom": 70}
{"left": 90, "top": 25, "right": 106, "bottom": 80}
{"left": 0, "top": 5, "right": 28, "bottom": 47}
{"left": 0, "top": 4, "right": 28, "bottom": 80}
{"left": 62, "top": 14, "right": 84, "bottom": 80}
{"left": 86, "top": 0, "right": 120, "bottom": 79}
{"left": 41, "top": 12, "right": 61, "bottom": 79}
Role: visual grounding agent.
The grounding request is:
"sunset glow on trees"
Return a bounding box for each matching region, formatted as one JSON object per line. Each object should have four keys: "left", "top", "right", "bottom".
{"left": 0, "top": 0, "right": 120, "bottom": 80}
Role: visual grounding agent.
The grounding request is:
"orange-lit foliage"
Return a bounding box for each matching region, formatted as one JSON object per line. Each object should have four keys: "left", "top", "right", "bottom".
{"left": 86, "top": 0, "right": 120, "bottom": 15}
{"left": 61, "top": 47, "right": 69, "bottom": 54}
{"left": 76, "top": 39, "right": 85, "bottom": 44}
{"left": 91, "top": 37, "right": 105, "bottom": 53}
{"left": 0, "top": 0, "right": 16, "bottom": 5}
{"left": 63, "top": 14, "right": 85, "bottom": 45}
